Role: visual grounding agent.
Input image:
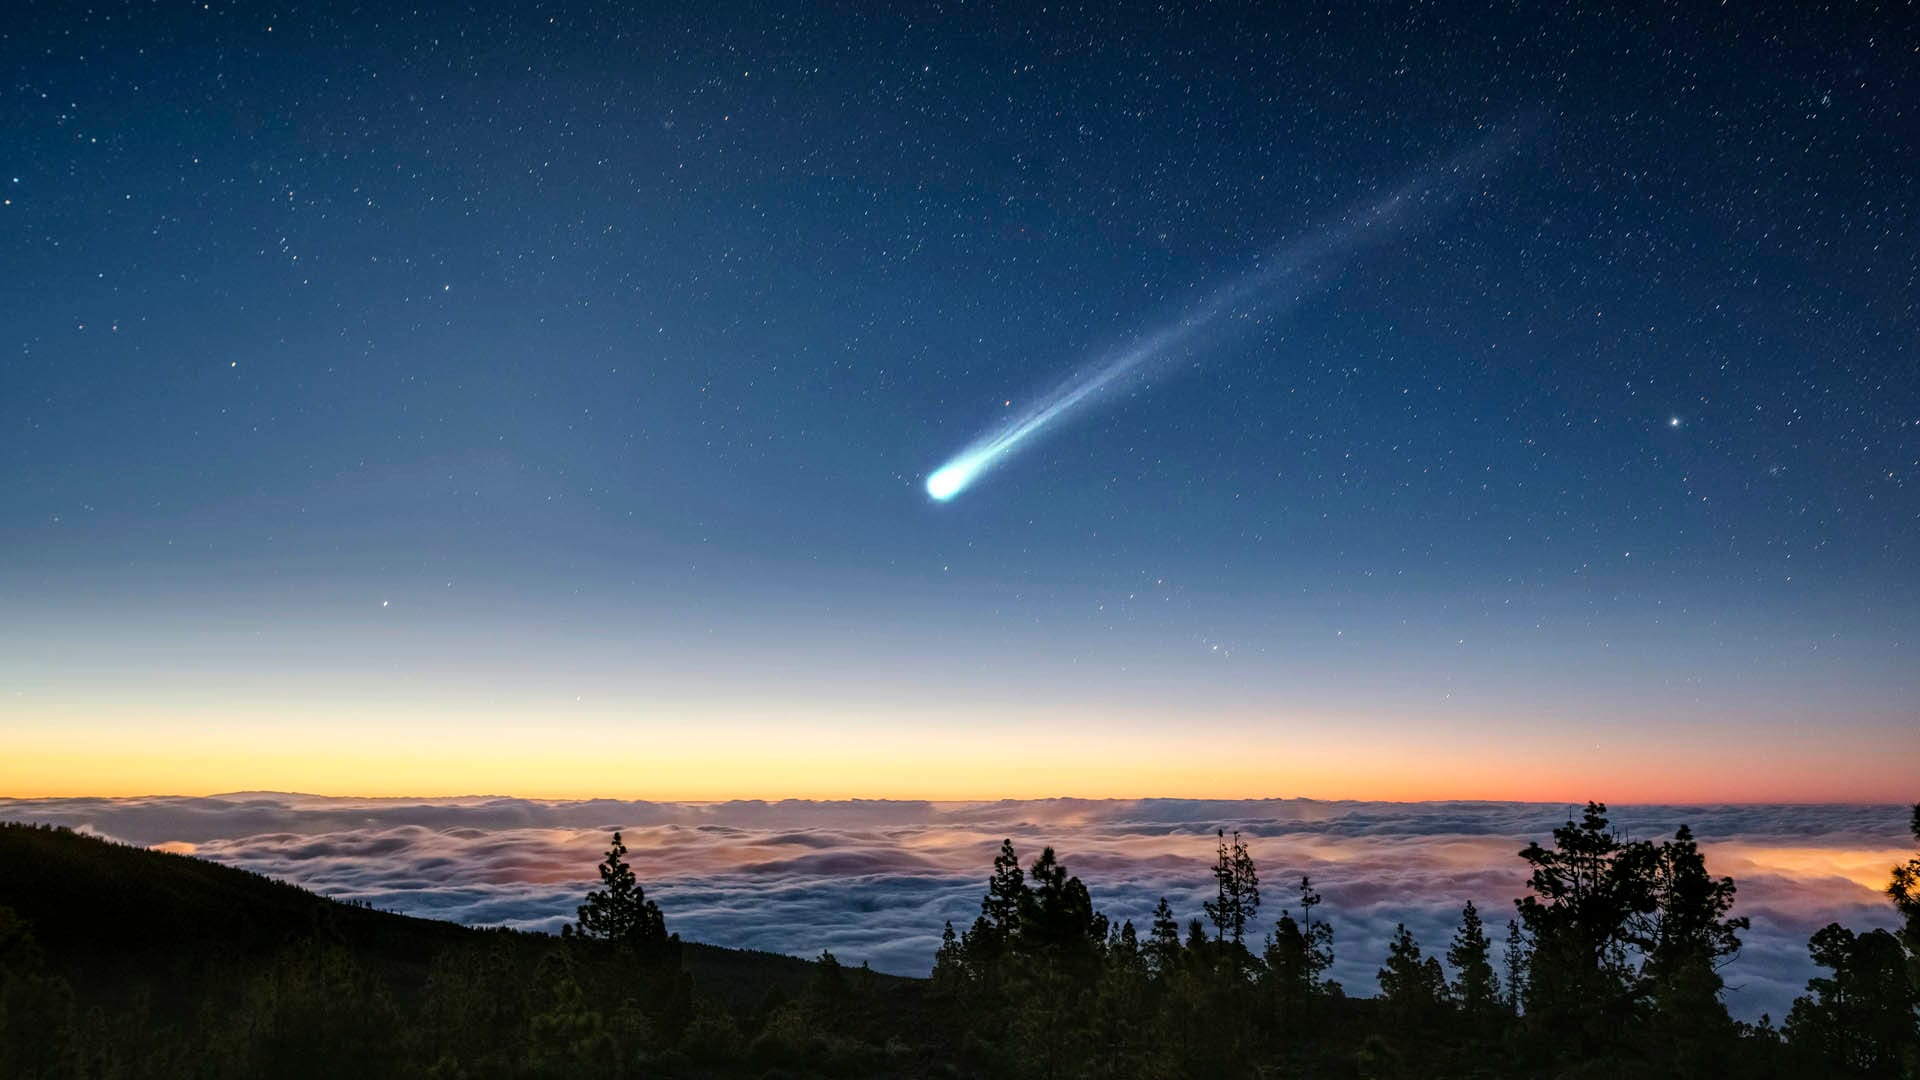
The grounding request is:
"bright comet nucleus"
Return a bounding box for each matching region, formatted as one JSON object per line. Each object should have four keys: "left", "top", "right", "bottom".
{"left": 926, "top": 460, "right": 976, "bottom": 501}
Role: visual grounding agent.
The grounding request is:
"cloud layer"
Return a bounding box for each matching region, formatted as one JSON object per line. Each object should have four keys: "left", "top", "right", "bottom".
{"left": 2, "top": 794, "right": 1907, "bottom": 1021}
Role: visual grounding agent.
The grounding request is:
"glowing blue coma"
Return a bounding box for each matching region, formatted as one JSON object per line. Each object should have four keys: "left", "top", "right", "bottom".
{"left": 925, "top": 461, "right": 967, "bottom": 499}
{"left": 926, "top": 460, "right": 975, "bottom": 501}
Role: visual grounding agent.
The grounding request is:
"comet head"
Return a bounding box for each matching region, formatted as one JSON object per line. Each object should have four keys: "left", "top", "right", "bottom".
{"left": 926, "top": 460, "right": 975, "bottom": 501}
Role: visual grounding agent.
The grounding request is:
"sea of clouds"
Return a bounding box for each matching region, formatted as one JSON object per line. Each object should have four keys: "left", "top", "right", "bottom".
{"left": 1, "top": 794, "right": 1908, "bottom": 1021}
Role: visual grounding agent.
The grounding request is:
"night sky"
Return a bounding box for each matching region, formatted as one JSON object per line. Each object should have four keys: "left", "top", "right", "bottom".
{"left": 5, "top": 2, "right": 1915, "bottom": 800}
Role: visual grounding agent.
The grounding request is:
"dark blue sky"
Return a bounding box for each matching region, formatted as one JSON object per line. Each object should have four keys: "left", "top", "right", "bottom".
{"left": 4, "top": 1, "right": 1915, "bottom": 799}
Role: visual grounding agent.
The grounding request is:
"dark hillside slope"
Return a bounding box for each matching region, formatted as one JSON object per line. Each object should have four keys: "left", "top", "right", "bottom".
{"left": 0, "top": 821, "right": 879, "bottom": 1011}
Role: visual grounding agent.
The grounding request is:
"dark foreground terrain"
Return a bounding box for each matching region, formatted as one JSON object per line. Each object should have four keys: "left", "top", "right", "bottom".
{"left": 2, "top": 804, "right": 1917, "bottom": 1078}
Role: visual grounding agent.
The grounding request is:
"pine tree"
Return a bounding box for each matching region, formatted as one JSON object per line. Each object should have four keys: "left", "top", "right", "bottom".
{"left": 1147, "top": 898, "right": 1183, "bottom": 980}
{"left": 573, "top": 832, "right": 668, "bottom": 953}
{"left": 932, "top": 920, "right": 967, "bottom": 994}
{"left": 1011, "top": 847, "right": 1108, "bottom": 1079}
{"left": 1514, "top": 802, "right": 1648, "bottom": 1035}
{"left": 984, "top": 839, "right": 1026, "bottom": 937}
{"left": 1378, "top": 924, "right": 1447, "bottom": 1023}
{"left": 1114, "top": 920, "right": 1141, "bottom": 968}
{"left": 1021, "top": 848, "right": 1066, "bottom": 947}
{"left": 964, "top": 838, "right": 1028, "bottom": 974}
{"left": 1262, "top": 879, "right": 1335, "bottom": 1021}
{"left": 1446, "top": 900, "right": 1501, "bottom": 1017}
{"left": 1205, "top": 830, "right": 1235, "bottom": 942}
{"left": 1203, "top": 830, "right": 1260, "bottom": 947}
{"left": 1633, "top": 824, "right": 1746, "bottom": 1041}
{"left": 1503, "top": 918, "right": 1528, "bottom": 1015}
{"left": 1296, "top": 876, "right": 1334, "bottom": 991}
{"left": 1018, "top": 846, "right": 1109, "bottom": 961}
{"left": 1784, "top": 924, "right": 1919, "bottom": 1074}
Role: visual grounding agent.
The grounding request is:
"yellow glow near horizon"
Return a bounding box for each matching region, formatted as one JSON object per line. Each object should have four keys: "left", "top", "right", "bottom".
{"left": 5, "top": 703, "right": 1915, "bottom": 803}
{"left": 7, "top": 589, "right": 1915, "bottom": 806}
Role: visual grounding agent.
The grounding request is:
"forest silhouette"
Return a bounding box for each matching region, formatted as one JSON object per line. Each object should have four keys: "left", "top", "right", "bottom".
{"left": 2, "top": 800, "right": 1918, "bottom": 1078}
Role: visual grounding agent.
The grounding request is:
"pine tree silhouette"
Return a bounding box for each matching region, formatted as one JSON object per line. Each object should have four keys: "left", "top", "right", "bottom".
{"left": 573, "top": 832, "right": 668, "bottom": 954}
{"left": 1503, "top": 918, "right": 1529, "bottom": 1016}
{"left": 1378, "top": 923, "right": 1447, "bottom": 1025}
{"left": 1447, "top": 900, "right": 1501, "bottom": 1018}
{"left": 1147, "top": 898, "right": 1183, "bottom": 981}
{"left": 1204, "top": 829, "right": 1260, "bottom": 948}
{"left": 1785, "top": 924, "right": 1918, "bottom": 1074}
{"left": 984, "top": 838, "right": 1026, "bottom": 937}
{"left": 1514, "top": 801, "right": 1647, "bottom": 1051}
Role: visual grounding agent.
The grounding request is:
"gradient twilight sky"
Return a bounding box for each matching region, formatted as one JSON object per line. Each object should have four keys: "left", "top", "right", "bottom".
{"left": 3, "top": 2, "right": 1915, "bottom": 801}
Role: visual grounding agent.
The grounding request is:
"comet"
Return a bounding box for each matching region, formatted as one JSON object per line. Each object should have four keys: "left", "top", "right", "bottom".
{"left": 923, "top": 128, "right": 1522, "bottom": 502}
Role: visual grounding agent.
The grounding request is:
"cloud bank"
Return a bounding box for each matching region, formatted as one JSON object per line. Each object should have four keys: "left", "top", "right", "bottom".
{"left": 2, "top": 794, "right": 1907, "bottom": 1021}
